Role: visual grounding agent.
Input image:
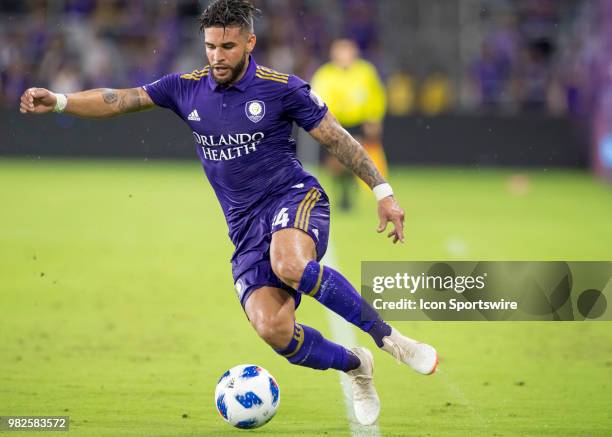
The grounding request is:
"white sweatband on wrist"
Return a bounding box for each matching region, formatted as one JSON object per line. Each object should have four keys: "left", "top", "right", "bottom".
{"left": 373, "top": 183, "right": 393, "bottom": 201}
{"left": 53, "top": 93, "right": 68, "bottom": 113}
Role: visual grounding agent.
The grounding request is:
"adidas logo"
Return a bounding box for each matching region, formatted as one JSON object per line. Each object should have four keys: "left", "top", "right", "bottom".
{"left": 187, "top": 109, "right": 201, "bottom": 121}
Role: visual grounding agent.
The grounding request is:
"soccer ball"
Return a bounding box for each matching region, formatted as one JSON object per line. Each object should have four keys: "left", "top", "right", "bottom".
{"left": 214, "top": 364, "right": 280, "bottom": 429}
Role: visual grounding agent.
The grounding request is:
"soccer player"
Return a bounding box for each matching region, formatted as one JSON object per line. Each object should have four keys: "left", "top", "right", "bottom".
{"left": 19, "top": 0, "right": 437, "bottom": 426}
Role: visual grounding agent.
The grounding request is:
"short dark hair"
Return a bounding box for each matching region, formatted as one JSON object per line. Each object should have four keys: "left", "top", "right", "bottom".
{"left": 199, "top": 0, "right": 261, "bottom": 33}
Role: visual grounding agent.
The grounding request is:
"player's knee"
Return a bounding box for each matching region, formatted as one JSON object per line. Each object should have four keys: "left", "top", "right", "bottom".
{"left": 251, "top": 314, "right": 294, "bottom": 349}
{"left": 271, "top": 257, "right": 307, "bottom": 289}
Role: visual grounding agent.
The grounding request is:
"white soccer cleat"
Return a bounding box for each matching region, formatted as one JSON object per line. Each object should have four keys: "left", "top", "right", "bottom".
{"left": 381, "top": 328, "right": 438, "bottom": 375}
{"left": 346, "top": 347, "right": 380, "bottom": 426}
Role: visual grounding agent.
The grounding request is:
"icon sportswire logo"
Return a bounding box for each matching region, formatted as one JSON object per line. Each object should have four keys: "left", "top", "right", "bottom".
{"left": 187, "top": 109, "right": 201, "bottom": 121}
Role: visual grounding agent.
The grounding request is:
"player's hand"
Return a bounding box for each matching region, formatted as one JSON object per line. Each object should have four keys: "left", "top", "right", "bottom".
{"left": 377, "top": 196, "right": 405, "bottom": 244}
{"left": 19, "top": 87, "right": 56, "bottom": 114}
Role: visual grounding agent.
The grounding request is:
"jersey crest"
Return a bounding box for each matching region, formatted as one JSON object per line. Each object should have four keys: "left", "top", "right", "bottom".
{"left": 245, "top": 100, "right": 266, "bottom": 123}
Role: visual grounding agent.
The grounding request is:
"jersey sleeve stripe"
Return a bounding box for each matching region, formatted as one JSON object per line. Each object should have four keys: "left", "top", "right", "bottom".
{"left": 193, "top": 68, "right": 210, "bottom": 77}
{"left": 257, "top": 66, "right": 289, "bottom": 77}
{"left": 255, "top": 73, "right": 288, "bottom": 84}
{"left": 180, "top": 72, "right": 209, "bottom": 81}
{"left": 180, "top": 74, "right": 207, "bottom": 81}
{"left": 255, "top": 68, "right": 289, "bottom": 80}
{"left": 180, "top": 66, "right": 210, "bottom": 80}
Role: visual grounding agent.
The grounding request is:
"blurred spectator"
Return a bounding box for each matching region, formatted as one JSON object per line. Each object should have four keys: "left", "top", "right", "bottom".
{"left": 1, "top": 58, "right": 29, "bottom": 104}
{"left": 343, "top": 0, "right": 378, "bottom": 55}
{"left": 64, "top": 0, "right": 97, "bottom": 17}
{"left": 471, "top": 40, "right": 512, "bottom": 110}
{"left": 419, "top": 68, "right": 453, "bottom": 116}
{"left": 49, "top": 62, "right": 84, "bottom": 94}
{"left": 516, "top": 39, "right": 555, "bottom": 111}
{"left": 386, "top": 70, "right": 416, "bottom": 116}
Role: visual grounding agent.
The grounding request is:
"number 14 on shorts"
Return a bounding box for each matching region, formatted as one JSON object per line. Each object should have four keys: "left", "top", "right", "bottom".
{"left": 272, "top": 208, "right": 289, "bottom": 228}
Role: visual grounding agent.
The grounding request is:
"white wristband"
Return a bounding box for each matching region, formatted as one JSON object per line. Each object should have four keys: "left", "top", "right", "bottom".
{"left": 373, "top": 183, "right": 393, "bottom": 201}
{"left": 53, "top": 93, "right": 68, "bottom": 113}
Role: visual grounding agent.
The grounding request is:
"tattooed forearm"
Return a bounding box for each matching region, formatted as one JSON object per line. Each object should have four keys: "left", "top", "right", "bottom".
{"left": 102, "top": 88, "right": 143, "bottom": 114}
{"left": 309, "top": 112, "right": 386, "bottom": 189}
{"left": 102, "top": 89, "right": 118, "bottom": 104}
{"left": 63, "top": 87, "right": 154, "bottom": 118}
{"left": 119, "top": 89, "right": 144, "bottom": 113}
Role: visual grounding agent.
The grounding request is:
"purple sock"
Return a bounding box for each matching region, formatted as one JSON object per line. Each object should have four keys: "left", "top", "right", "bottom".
{"left": 298, "top": 261, "right": 392, "bottom": 347}
{"left": 274, "top": 324, "right": 360, "bottom": 372}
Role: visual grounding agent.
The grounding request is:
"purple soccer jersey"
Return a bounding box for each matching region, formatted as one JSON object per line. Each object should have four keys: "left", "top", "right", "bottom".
{"left": 142, "top": 56, "right": 330, "bottom": 305}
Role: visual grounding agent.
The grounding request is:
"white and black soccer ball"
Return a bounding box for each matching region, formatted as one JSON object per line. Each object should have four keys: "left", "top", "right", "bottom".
{"left": 214, "top": 364, "right": 280, "bottom": 429}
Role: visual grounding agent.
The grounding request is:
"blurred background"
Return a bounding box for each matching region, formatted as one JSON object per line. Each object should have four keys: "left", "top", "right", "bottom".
{"left": 1, "top": 0, "right": 611, "bottom": 178}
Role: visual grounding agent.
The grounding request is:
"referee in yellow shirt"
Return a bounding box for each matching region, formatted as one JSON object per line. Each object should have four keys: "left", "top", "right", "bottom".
{"left": 311, "top": 39, "right": 388, "bottom": 211}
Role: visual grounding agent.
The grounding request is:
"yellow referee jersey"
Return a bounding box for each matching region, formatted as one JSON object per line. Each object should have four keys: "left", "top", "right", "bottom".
{"left": 311, "top": 59, "right": 386, "bottom": 128}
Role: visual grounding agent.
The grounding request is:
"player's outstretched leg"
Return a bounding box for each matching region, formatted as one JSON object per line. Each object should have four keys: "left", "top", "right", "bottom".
{"left": 299, "top": 261, "right": 438, "bottom": 375}
{"left": 270, "top": 229, "right": 437, "bottom": 375}
{"left": 245, "top": 286, "right": 381, "bottom": 424}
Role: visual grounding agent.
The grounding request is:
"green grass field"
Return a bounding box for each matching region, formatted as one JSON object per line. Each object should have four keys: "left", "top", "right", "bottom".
{"left": 1, "top": 158, "right": 611, "bottom": 436}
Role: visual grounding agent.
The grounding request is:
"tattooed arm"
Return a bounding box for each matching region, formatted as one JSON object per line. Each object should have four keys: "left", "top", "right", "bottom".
{"left": 19, "top": 87, "right": 155, "bottom": 118}
{"left": 309, "top": 111, "right": 406, "bottom": 243}
{"left": 309, "top": 111, "right": 385, "bottom": 189}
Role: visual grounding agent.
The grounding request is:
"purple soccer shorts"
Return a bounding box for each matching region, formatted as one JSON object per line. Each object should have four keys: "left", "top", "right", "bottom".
{"left": 231, "top": 180, "right": 330, "bottom": 309}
